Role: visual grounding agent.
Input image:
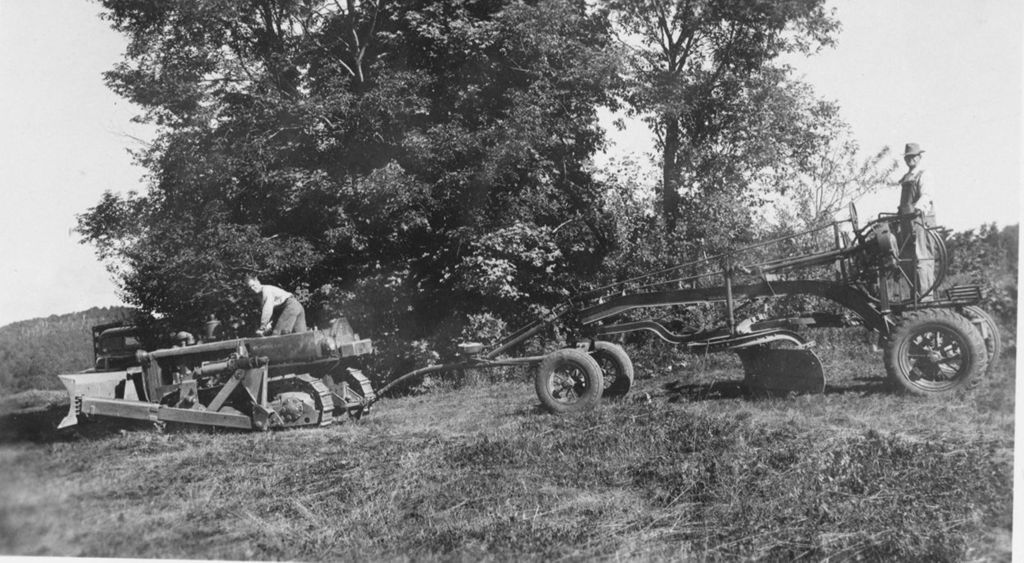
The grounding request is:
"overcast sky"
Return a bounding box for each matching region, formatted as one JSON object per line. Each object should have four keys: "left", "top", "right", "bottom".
{"left": 0, "top": 0, "right": 1021, "bottom": 326}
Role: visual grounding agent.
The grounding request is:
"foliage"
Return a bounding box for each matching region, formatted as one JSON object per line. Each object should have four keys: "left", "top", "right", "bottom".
{"left": 610, "top": 0, "right": 842, "bottom": 238}
{"left": 946, "top": 223, "right": 1018, "bottom": 280}
{"left": 459, "top": 312, "right": 508, "bottom": 347}
{"left": 944, "top": 223, "right": 1019, "bottom": 348}
{"left": 597, "top": 157, "right": 683, "bottom": 278}
{"left": 0, "top": 307, "right": 134, "bottom": 395}
{"left": 79, "top": 0, "right": 621, "bottom": 360}
{"left": 766, "top": 125, "right": 899, "bottom": 232}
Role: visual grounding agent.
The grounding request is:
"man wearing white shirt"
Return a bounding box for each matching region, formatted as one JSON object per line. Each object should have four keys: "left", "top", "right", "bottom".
{"left": 246, "top": 274, "right": 307, "bottom": 335}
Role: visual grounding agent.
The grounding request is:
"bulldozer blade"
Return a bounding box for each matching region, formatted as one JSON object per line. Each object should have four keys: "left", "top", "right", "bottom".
{"left": 58, "top": 371, "right": 140, "bottom": 429}
{"left": 735, "top": 347, "right": 825, "bottom": 396}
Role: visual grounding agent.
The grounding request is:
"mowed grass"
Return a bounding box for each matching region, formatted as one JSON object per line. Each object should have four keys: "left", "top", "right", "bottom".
{"left": 0, "top": 341, "right": 1013, "bottom": 561}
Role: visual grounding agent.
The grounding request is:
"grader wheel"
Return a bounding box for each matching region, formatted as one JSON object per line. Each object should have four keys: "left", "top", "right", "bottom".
{"left": 962, "top": 305, "right": 1002, "bottom": 375}
{"left": 534, "top": 348, "right": 603, "bottom": 414}
{"left": 590, "top": 341, "right": 634, "bottom": 398}
{"left": 883, "top": 309, "right": 988, "bottom": 395}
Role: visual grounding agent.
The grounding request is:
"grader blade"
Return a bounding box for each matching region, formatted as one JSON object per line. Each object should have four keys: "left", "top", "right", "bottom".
{"left": 735, "top": 347, "right": 825, "bottom": 396}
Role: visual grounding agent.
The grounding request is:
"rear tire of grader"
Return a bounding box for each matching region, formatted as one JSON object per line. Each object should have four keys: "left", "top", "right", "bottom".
{"left": 883, "top": 309, "right": 988, "bottom": 395}
{"left": 962, "top": 305, "right": 1002, "bottom": 375}
{"left": 535, "top": 348, "right": 604, "bottom": 414}
{"left": 590, "top": 341, "right": 634, "bottom": 398}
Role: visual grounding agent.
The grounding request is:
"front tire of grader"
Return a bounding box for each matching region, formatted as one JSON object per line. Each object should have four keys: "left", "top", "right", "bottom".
{"left": 534, "top": 348, "right": 604, "bottom": 415}
{"left": 883, "top": 309, "right": 988, "bottom": 396}
{"left": 590, "top": 341, "right": 634, "bottom": 399}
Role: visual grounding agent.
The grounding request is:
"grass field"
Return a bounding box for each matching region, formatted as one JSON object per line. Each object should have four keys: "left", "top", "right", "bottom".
{"left": 0, "top": 340, "right": 1014, "bottom": 561}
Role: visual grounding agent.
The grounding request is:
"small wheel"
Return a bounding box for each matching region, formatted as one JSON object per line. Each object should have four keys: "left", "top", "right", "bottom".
{"left": 534, "top": 348, "right": 603, "bottom": 414}
{"left": 883, "top": 309, "right": 988, "bottom": 395}
{"left": 962, "top": 306, "right": 1001, "bottom": 375}
{"left": 590, "top": 341, "right": 634, "bottom": 398}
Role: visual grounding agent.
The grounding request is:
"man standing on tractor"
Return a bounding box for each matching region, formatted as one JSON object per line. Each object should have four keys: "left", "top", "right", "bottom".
{"left": 246, "top": 274, "right": 308, "bottom": 335}
{"left": 896, "top": 142, "right": 935, "bottom": 300}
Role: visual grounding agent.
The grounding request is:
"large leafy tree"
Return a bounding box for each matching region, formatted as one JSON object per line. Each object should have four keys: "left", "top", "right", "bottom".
{"left": 79, "top": 0, "right": 621, "bottom": 354}
{"left": 610, "top": 0, "right": 839, "bottom": 237}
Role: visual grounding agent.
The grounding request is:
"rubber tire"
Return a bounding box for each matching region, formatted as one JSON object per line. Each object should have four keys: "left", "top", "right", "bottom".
{"left": 591, "top": 341, "right": 634, "bottom": 398}
{"left": 534, "top": 348, "right": 604, "bottom": 415}
{"left": 962, "top": 305, "right": 1002, "bottom": 375}
{"left": 883, "top": 309, "right": 988, "bottom": 395}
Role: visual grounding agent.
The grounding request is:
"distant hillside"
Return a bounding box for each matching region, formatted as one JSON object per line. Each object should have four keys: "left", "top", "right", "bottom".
{"left": 0, "top": 307, "right": 134, "bottom": 395}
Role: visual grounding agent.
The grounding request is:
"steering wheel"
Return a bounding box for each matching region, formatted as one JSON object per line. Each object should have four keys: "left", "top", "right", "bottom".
{"left": 847, "top": 201, "right": 869, "bottom": 244}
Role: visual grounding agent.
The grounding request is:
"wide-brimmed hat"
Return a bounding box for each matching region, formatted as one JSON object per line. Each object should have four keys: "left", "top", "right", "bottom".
{"left": 903, "top": 143, "right": 925, "bottom": 156}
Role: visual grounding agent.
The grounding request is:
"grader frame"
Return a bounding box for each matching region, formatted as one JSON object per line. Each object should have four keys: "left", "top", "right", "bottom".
{"left": 379, "top": 205, "right": 996, "bottom": 414}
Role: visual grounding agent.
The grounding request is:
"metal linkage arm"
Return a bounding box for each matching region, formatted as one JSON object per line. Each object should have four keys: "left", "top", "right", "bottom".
{"left": 578, "top": 280, "right": 887, "bottom": 334}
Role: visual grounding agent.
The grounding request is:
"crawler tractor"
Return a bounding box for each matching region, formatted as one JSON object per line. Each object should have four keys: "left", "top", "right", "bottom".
{"left": 58, "top": 319, "right": 374, "bottom": 431}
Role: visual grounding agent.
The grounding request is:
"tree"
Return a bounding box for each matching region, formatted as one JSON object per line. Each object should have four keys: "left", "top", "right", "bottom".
{"left": 79, "top": 0, "right": 621, "bottom": 361}
{"left": 609, "top": 0, "right": 839, "bottom": 235}
{"left": 944, "top": 223, "right": 1018, "bottom": 344}
{"left": 765, "top": 122, "right": 900, "bottom": 234}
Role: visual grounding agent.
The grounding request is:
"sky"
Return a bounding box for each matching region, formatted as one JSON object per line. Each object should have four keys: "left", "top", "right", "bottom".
{"left": 0, "top": 1, "right": 154, "bottom": 326}
{"left": 602, "top": 0, "right": 1024, "bottom": 224}
{"left": 0, "top": 0, "right": 1021, "bottom": 327}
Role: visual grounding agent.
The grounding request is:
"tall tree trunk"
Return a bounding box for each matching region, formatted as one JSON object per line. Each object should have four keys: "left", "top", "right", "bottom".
{"left": 662, "top": 115, "right": 682, "bottom": 232}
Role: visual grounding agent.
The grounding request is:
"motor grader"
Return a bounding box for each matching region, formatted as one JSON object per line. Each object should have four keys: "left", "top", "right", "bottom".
{"left": 389, "top": 204, "right": 1000, "bottom": 412}
{"left": 58, "top": 205, "right": 999, "bottom": 431}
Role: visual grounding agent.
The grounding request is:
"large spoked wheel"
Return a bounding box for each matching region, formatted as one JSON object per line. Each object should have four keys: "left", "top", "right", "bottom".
{"left": 534, "top": 348, "right": 604, "bottom": 414}
{"left": 590, "top": 341, "right": 634, "bottom": 398}
{"left": 883, "top": 309, "right": 988, "bottom": 395}
{"left": 962, "top": 305, "right": 1002, "bottom": 375}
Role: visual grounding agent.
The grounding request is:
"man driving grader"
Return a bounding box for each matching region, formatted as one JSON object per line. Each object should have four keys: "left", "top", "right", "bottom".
{"left": 894, "top": 142, "right": 935, "bottom": 300}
